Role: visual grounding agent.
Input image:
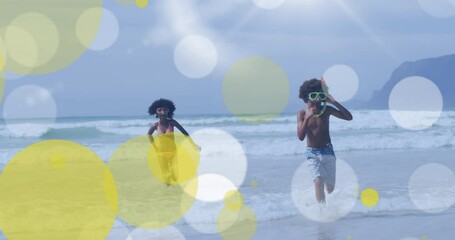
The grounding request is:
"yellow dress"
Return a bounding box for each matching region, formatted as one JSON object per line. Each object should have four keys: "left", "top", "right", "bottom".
{"left": 155, "top": 130, "right": 178, "bottom": 184}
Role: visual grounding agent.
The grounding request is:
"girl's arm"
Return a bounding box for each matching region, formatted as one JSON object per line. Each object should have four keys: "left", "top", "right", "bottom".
{"left": 147, "top": 122, "right": 158, "bottom": 145}
{"left": 172, "top": 120, "right": 200, "bottom": 151}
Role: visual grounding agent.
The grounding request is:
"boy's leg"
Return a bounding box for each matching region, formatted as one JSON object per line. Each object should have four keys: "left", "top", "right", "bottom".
{"left": 326, "top": 184, "right": 335, "bottom": 194}
{"left": 314, "top": 177, "right": 326, "bottom": 203}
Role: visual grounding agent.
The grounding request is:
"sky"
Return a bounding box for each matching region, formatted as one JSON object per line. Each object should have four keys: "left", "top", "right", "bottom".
{"left": 1, "top": 0, "right": 455, "bottom": 117}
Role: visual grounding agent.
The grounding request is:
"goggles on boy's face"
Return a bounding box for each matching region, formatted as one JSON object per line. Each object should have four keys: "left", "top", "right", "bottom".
{"left": 308, "top": 92, "right": 327, "bottom": 102}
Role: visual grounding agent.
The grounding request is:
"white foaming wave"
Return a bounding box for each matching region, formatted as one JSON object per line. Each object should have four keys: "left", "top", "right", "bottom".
{"left": 241, "top": 129, "right": 454, "bottom": 156}
{"left": 0, "top": 123, "right": 51, "bottom": 138}
{"left": 177, "top": 187, "right": 455, "bottom": 225}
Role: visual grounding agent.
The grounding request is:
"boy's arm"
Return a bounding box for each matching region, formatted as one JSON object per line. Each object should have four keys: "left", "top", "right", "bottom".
{"left": 297, "top": 110, "right": 311, "bottom": 141}
{"left": 326, "top": 95, "right": 353, "bottom": 121}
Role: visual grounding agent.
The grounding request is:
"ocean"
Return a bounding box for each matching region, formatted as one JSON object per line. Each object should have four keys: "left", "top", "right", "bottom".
{"left": 1, "top": 110, "right": 454, "bottom": 239}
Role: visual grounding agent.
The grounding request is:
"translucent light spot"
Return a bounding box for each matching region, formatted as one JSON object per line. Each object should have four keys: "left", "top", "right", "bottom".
{"left": 0, "top": 0, "right": 103, "bottom": 75}
{"left": 360, "top": 188, "right": 379, "bottom": 207}
{"left": 401, "top": 238, "right": 419, "bottom": 240}
{"left": 223, "top": 56, "right": 290, "bottom": 123}
{"left": 417, "top": 0, "right": 455, "bottom": 18}
{"left": 0, "top": 37, "right": 5, "bottom": 104}
{"left": 127, "top": 225, "right": 185, "bottom": 240}
{"left": 174, "top": 35, "right": 218, "bottom": 79}
{"left": 191, "top": 128, "right": 247, "bottom": 188}
{"left": 0, "top": 140, "right": 117, "bottom": 239}
{"left": 292, "top": 158, "right": 359, "bottom": 222}
{"left": 409, "top": 163, "right": 455, "bottom": 213}
{"left": 0, "top": 37, "right": 6, "bottom": 72}
{"left": 51, "top": 153, "right": 65, "bottom": 169}
{"left": 224, "top": 190, "right": 245, "bottom": 211}
{"left": 389, "top": 76, "right": 443, "bottom": 130}
{"left": 184, "top": 199, "right": 225, "bottom": 234}
{"left": 114, "top": 0, "right": 136, "bottom": 6}
{"left": 252, "top": 0, "right": 286, "bottom": 9}
{"left": 2, "top": 85, "right": 57, "bottom": 137}
{"left": 77, "top": 8, "right": 108, "bottom": 51}
{"left": 136, "top": 0, "right": 149, "bottom": 8}
{"left": 107, "top": 136, "right": 197, "bottom": 229}
{"left": 5, "top": 13, "right": 60, "bottom": 70}
{"left": 193, "top": 174, "right": 237, "bottom": 202}
{"left": 322, "top": 64, "right": 359, "bottom": 102}
{"left": 217, "top": 205, "right": 257, "bottom": 240}
{"left": 4, "top": 26, "right": 38, "bottom": 68}
{"left": 84, "top": 8, "right": 119, "bottom": 51}
{"left": 250, "top": 179, "right": 258, "bottom": 188}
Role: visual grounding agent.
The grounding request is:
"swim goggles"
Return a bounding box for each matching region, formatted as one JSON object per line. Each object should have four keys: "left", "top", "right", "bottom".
{"left": 308, "top": 92, "right": 327, "bottom": 102}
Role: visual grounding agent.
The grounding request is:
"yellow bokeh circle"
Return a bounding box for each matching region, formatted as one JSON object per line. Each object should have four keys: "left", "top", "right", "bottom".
{"left": 136, "top": 0, "right": 149, "bottom": 8}
{"left": 0, "top": 140, "right": 117, "bottom": 240}
{"left": 224, "top": 190, "right": 245, "bottom": 211}
{"left": 107, "top": 135, "right": 198, "bottom": 229}
{"left": 217, "top": 205, "right": 257, "bottom": 239}
{"left": 360, "top": 188, "right": 379, "bottom": 207}
{"left": 222, "top": 56, "right": 290, "bottom": 124}
{"left": 0, "top": 0, "right": 103, "bottom": 75}
{"left": 5, "top": 13, "right": 59, "bottom": 69}
{"left": 0, "top": 36, "right": 5, "bottom": 104}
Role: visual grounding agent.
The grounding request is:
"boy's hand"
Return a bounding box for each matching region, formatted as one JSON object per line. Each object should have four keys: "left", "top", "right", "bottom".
{"left": 304, "top": 108, "right": 315, "bottom": 119}
{"left": 326, "top": 94, "right": 336, "bottom": 104}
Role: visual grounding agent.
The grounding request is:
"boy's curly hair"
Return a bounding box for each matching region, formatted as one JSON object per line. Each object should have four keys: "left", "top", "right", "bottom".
{"left": 148, "top": 98, "right": 176, "bottom": 118}
{"left": 299, "top": 78, "right": 323, "bottom": 103}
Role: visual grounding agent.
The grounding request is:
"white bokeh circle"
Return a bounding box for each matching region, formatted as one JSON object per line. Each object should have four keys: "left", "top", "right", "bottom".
{"left": 193, "top": 174, "right": 237, "bottom": 202}
{"left": 174, "top": 35, "right": 218, "bottom": 79}
{"left": 191, "top": 128, "right": 247, "bottom": 188}
{"left": 183, "top": 197, "right": 225, "bottom": 234}
{"left": 409, "top": 163, "right": 455, "bottom": 213}
{"left": 322, "top": 64, "right": 359, "bottom": 102}
{"left": 89, "top": 8, "right": 119, "bottom": 51}
{"left": 3, "top": 85, "right": 57, "bottom": 137}
{"left": 127, "top": 225, "right": 185, "bottom": 240}
{"left": 291, "top": 158, "right": 359, "bottom": 223}
{"left": 417, "top": 0, "right": 455, "bottom": 18}
{"left": 252, "top": 0, "right": 286, "bottom": 9}
{"left": 389, "top": 76, "right": 443, "bottom": 130}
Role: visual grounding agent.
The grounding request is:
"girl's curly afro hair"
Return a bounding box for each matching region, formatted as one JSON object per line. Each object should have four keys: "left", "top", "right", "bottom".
{"left": 148, "top": 98, "right": 176, "bottom": 118}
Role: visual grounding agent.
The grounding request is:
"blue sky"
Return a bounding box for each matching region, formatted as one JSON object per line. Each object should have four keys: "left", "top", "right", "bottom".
{"left": 2, "top": 0, "right": 455, "bottom": 117}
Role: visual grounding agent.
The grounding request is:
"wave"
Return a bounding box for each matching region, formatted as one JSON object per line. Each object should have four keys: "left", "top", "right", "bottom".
{"left": 241, "top": 130, "right": 454, "bottom": 156}
{"left": 1, "top": 110, "right": 454, "bottom": 139}
{"left": 176, "top": 187, "right": 455, "bottom": 224}
{"left": 41, "top": 127, "right": 114, "bottom": 139}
